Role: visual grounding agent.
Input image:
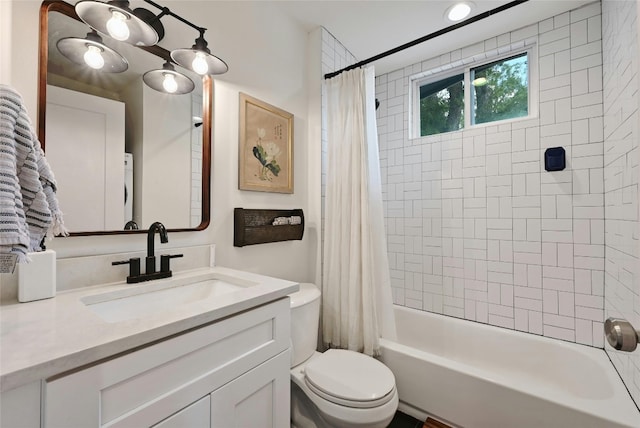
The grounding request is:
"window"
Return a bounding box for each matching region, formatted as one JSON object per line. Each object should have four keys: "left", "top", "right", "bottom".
{"left": 413, "top": 49, "right": 533, "bottom": 137}
{"left": 419, "top": 73, "right": 464, "bottom": 136}
{"left": 471, "top": 53, "right": 528, "bottom": 125}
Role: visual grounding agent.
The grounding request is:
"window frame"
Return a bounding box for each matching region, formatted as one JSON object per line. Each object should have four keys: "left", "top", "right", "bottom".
{"left": 410, "top": 45, "right": 538, "bottom": 139}
{"left": 416, "top": 71, "right": 466, "bottom": 137}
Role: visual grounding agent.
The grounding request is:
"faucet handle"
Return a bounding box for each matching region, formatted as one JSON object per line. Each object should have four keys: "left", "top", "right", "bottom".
{"left": 112, "top": 257, "right": 141, "bottom": 280}
{"left": 160, "top": 254, "right": 183, "bottom": 273}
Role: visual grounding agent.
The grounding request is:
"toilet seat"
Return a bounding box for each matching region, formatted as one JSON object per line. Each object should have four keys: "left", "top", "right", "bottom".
{"left": 303, "top": 349, "right": 396, "bottom": 409}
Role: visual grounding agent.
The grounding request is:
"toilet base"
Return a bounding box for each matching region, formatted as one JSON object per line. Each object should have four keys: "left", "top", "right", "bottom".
{"left": 291, "top": 382, "right": 326, "bottom": 428}
{"left": 291, "top": 381, "right": 397, "bottom": 428}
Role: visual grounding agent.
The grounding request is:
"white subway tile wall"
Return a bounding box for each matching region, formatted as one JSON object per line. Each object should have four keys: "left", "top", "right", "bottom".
{"left": 191, "top": 94, "right": 203, "bottom": 228}
{"left": 376, "top": 3, "right": 605, "bottom": 346}
{"left": 602, "top": 0, "right": 640, "bottom": 406}
{"left": 320, "top": 5, "right": 640, "bottom": 403}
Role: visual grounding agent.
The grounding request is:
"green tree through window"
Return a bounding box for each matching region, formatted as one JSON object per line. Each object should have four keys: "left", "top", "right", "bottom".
{"left": 416, "top": 52, "right": 529, "bottom": 136}
{"left": 472, "top": 53, "right": 528, "bottom": 125}
{"left": 419, "top": 74, "right": 464, "bottom": 136}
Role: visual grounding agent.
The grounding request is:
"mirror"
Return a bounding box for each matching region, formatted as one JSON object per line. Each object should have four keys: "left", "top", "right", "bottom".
{"left": 38, "top": 1, "right": 211, "bottom": 236}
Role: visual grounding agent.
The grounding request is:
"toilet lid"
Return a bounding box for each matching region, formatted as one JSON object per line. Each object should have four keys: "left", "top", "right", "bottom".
{"left": 304, "top": 349, "right": 396, "bottom": 408}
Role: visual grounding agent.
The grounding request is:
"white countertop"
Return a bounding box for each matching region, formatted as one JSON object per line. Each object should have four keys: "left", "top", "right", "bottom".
{"left": 0, "top": 266, "right": 298, "bottom": 392}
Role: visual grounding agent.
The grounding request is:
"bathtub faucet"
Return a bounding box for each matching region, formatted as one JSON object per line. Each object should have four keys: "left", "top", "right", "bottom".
{"left": 605, "top": 318, "right": 640, "bottom": 352}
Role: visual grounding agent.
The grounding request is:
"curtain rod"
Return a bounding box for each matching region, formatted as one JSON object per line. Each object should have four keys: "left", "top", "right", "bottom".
{"left": 324, "top": 0, "right": 529, "bottom": 80}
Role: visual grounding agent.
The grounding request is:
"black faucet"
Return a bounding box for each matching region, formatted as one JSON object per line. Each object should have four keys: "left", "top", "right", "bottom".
{"left": 124, "top": 220, "right": 139, "bottom": 230}
{"left": 112, "top": 221, "right": 183, "bottom": 284}
{"left": 146, "top": 221, "right": 168, "bottom": 274}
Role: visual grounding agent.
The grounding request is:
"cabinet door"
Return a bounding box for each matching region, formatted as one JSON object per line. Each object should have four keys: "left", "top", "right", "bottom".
{"left": 0, "top": 381, "right": 41, "bottom": 428}
{"left": 153, "top": 395, "right": 210, "bottom": 428}
{"left": 45, "top": 299, "right": 290, "bottom": 428}
{"left": 211, "top": 350, "right": 290, "bottom": 428}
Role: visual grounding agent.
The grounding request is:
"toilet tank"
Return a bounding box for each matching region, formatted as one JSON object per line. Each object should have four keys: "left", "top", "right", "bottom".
{"left": 289, "top": 283, "right": 321, "bottom": 367}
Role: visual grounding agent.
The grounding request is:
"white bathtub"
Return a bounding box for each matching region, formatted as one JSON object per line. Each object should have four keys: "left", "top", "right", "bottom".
{"left": 379, "top": 305, "right": 640, "bottom": 428}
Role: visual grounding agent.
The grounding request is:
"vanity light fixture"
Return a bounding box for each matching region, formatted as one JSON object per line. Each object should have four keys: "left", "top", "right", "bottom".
{"left": 75, "top": 0, "right": 163, "bottom": 46}
{"left": 57, "top": 30, "right": 128, "bottom": 72}
{"left": 171, "top": 29, "right": 229, "bottom": 76}
{"left": 445, "top": 2, "right": 473, "bottom": 22}
{"left": 74, "top": 0, "right": 228, "bottom": 76}
{"left": 143, "top": 61, "right": 195, "bottom": 94}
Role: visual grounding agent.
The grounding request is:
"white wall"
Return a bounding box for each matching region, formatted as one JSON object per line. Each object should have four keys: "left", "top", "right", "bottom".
{"left": 1, "top": 0, "right": 316, "bottom": 288}
{"left": 191, "top": 93, "right": 203, "bottom": 228}
{"left": 46, "top": 86, "right": 126, "bottom": 231}
{"left": 307, "top": 27, "right": 323, "bottom": 287}
{"left": 140, "top": 85, "right": 192, "bottom": 227}
{"left": 376, "top": 3, "right": 606, "bottom": 346}
{"left": 0, "top": 1, "right": 12, "bottom": 85}
{"left": 602, "top": 0, "right": 640, "bottom": 407}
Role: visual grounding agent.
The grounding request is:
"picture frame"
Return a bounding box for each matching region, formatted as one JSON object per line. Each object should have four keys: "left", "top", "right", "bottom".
{"left": 238, "top": 93, "right": 294, "bottom": 193}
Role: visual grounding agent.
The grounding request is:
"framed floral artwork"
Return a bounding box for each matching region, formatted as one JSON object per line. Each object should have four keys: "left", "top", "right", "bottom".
{"left": 238, "top": 93, "right": 294, "bottom": 193}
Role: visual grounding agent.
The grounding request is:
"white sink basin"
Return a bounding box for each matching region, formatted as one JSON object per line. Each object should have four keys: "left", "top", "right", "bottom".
{"left": 82, "top": 273, "right": 257, "bottom": 323}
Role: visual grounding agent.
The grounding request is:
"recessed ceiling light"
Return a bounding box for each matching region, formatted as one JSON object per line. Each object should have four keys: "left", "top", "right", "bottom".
{"left": 446, "top": 2, "right": 473, "bottom": 22}
{"left": 472, "top": 77, "right": 487, "bottom": 86}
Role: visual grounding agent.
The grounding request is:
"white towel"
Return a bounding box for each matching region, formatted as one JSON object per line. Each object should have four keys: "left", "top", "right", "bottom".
{"left": 0, "top": 84, "right": 68, "bottom": 262}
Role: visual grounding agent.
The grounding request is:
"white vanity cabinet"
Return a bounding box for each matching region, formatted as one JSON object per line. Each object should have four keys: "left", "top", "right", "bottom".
{"left": 153, "top": 395, "right": 210, "bottom": 428}
{"left": 44, "top": 298, "right": 290, "bottom": 428}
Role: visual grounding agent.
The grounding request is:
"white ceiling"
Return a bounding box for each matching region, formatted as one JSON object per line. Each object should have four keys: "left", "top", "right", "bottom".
{"left": 275, "top": 0, "right": 594, "bottom": 75}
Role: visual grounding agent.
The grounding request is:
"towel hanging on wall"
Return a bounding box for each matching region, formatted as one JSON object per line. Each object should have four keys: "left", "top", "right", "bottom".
{"left": 0, "top": 84, "right": 68, "bottom": 263}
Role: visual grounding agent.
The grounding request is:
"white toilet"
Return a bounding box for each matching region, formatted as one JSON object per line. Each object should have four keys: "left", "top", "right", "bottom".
{"left": 289, "top": 283, "right": 398, "bottom": 428}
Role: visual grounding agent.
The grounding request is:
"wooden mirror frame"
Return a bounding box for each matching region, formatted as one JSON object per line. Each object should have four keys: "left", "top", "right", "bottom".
{"left": 38, "top": 0, "right": 211, "bottom": 236}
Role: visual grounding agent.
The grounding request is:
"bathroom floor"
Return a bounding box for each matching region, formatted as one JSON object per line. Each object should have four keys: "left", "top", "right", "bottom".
{"left": 388, "top": 411, "right": 452, "bottom": 428}
{"left": 388, "top": 411, "right": 423, "bottom": 428}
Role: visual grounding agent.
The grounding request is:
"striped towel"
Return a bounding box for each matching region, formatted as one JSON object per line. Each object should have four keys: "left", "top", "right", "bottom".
{"left": 0, "top": 84, "right": 67, "bottom": 262}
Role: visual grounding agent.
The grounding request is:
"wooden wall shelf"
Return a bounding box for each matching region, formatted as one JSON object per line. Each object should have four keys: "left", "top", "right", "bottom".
{"left": 234, "top": 208, "right": 304, "bottom": 247}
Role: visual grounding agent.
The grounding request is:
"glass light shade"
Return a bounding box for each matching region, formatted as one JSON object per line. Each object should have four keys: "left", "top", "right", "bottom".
{"left": 446, "top": 3, "right": 472, "bottom": 22}
{"left": 75, "top": 1, "right": 159, "bottom": 46}
{"left": 143, "top": 62, "right": 195, "bottom": 95}
{"left": 57, "top": 32, "right": 128, "bottom": 73}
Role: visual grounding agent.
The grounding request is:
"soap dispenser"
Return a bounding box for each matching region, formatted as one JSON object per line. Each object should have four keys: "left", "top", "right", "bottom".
{"left": 18, "top": 243, "right": 56, "bottom": 303}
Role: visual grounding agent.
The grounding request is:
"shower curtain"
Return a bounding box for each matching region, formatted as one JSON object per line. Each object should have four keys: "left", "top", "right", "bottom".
{"left": 323, "top": 67, "right": 396, "bottom": 356}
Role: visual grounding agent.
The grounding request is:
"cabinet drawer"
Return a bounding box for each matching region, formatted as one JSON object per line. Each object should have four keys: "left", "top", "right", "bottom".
{"left": 45, "top": 298, "right": 290, "bottom": 427}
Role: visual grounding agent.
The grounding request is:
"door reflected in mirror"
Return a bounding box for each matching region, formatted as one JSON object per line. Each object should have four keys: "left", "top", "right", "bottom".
{"left": 39, "top": 1, "right": 211, "bottom": 235}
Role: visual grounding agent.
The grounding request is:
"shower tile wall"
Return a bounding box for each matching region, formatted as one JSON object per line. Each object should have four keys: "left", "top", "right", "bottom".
{"left": 602, "top": 0, "right": 640, "bottom": 405}
{"left": 191, "top": 94, "right": 202, "bottom": 228}
{"left": 376, "top": 2, "right": 605, "bottom": 346}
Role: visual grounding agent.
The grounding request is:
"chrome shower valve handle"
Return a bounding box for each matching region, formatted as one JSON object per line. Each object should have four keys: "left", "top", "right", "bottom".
{"left": 604, "top": 318, "right": 640, "bottom": 352}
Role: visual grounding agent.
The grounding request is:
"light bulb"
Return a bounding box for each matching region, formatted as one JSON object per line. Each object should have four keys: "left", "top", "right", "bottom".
{"left": 106, "top": 10, "right": 130, "bottom": 41}
{"left": 447, "top": 3, "right": 471, "bottom": 21}
{"left": 191, "top": 52, "right": 209, "bottom": 75}
{"left": 162, "top": 73, "right": 178, "bottom": 93}
{"left": 84, "top": 45, "right": 105, "bottom": 69}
